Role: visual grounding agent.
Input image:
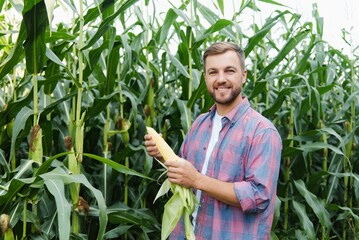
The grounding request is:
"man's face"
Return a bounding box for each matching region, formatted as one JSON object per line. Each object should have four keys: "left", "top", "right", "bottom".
{"left": 204, "top": 51, "right": 247, "bottom": 107}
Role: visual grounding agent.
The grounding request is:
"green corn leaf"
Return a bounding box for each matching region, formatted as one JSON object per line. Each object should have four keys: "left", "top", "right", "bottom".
{"left": 294, "top": 179, "right": 331, "bottom": 230}
{"left": 41, "top": 90, "right": 77, "bottom": 118}
{"left": 0, "top": 21, "right": 26, "bottom": 80}
{"left": 176, "top": 99, "right": 191, "bottom": 133}
{"left": 42, "top": 177, "right": 71, "bottom": 240}
{"left": 44, "top": 51, "right": 61, "bottom": 95}
{"left": 355, "top": 175, "right": 359, "bottom": 203}
{"left": 80, "top": 0, "right": 115, "bottom": 28}
{"left": 295, "top": 230, "right": 310, "bottom": 240}
{"left": 196, "top": 2, "right": 218, "bottom": 24}
{"left": 159, "top": 8, "right": 178, "bottom": 45}
{"left": 0, "top": 0, "right": 5, "bottom": 10}
{"left": 192, "top": 19, "right": 232, "bottom": 49}
{"left": 343, "top": 91, "right": 359, "bottom": 112}
{"left": 83, "top": 43, "right": 108, "bottom": 77}
{"left": 45, "top": 30, "right": 77, "bottom": 42}
{"left": 107, "top": 203, "right": 160, "bottom": 232}
{"left": 245, "top": 21, "right": 277, "bottom": 57}
{"left": 0, "top": 149, "right": 10, "bottom": 173}
{"left": 319, "top": 127, "right": 344, "bottom": 144}
{"left": 172, "top": 8, "right": 191, "bottom": 26}
{"left": 105, "top": 38, "right": 120, "bottom": 95}
{"left": 83, "top": 153, "right": 154, "bottom": 180}
{"left": 296, "top": 142, "right": 344, "bottom": 156}
{"left": 295, "top": 34, "right": 316, "bottom": 74}
{"left": 9, "top": 106, "right": 33, "bottom": 163}
{"left": 258, "top": 29, "right": 311, "bottom": 80}
{"left": 270, "top": 232, "right": 280, "bottom": 240}
{"left": 0, "top": 160, "right": 35, "bottom": 212}
{"left": 338, "top": 206, "right": 359, "bottom": 222}
{"left": 23, "top": 0, "right": 48, "bottom": 74}
{"left": 292, "top": 130, "right": 322, "bottom": 142}
{"left": 188, "top": 77, "right": 213, "bottom": 111}
{"left": 196, "top": 2, "right": 236, "bottom": 40}
{"left": 272, "top": 196, "right": 281, "bottom": 228}
{"left": 103, "top": 225, "right": 133, "bottom": 239}
{"left": 262, "top": 87, "right": 293, "bottom": 117}
{"left": 41, "top": 167, "right": 108, "bottom": 240}
{"left": 82, "top": 0, "right": 139, "bottom": 50}
{"left": 84, "top": 91, "right": 119, "bottom": 122}
{"left": 0, "top": 178, "right": 27, "bottom": 212}
{"left": 292, "top": 200, "right": 316, "bottom": 239}
{"left": 217, "top": 0, "right": 224, "bottom": 15}
{"left": 327, "top": 172, "right": 359, "bottom": 183}
{"left": 44, "top": 0, "right": 55, "bottom": 29}
{"left": 45, "top": 47, "right": 80, "bottom": 88}
{"left": 35, "top": 151, "right": 70, "bottom": 176}
{"left": 168, "top": 54, "right": 189, "bottom": 78}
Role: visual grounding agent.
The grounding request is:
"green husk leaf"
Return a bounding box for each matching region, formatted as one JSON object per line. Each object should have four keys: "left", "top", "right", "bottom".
{"left": 157, "top": 182, "right": 197, "bottom": 240}
{"left": 161, "top": 190, "right": 184, "bottom": 240}
{"left": 154, "top": 178, "right": 171, "bottom": 203}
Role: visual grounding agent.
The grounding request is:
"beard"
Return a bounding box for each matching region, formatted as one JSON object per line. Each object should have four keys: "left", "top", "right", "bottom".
{"left": 209, "top": 85, "right": 242, "bottom": 105}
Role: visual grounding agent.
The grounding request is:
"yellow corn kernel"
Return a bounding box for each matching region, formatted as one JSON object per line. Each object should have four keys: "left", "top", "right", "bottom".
{"left": 146, "top": 127, "right": 181, "bottom": 162}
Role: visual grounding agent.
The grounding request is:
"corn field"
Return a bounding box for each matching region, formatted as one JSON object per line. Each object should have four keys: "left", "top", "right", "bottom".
{"left": 0, "top": 0, "right": 358, "bottom": 239}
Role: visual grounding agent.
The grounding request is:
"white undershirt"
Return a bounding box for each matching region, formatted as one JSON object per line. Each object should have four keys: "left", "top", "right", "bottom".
{"left": 192, "top": 111, "right": 223, "bottom": 227}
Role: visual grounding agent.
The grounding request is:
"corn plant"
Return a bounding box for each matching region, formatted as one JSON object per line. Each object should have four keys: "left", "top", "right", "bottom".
{"left": 0, "top": 0, "right": 358, "bottom": 239}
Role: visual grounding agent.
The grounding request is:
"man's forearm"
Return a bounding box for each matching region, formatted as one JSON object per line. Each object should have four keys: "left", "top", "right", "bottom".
{"left": 195, "top": 174, "right": 242, "bottom": 208}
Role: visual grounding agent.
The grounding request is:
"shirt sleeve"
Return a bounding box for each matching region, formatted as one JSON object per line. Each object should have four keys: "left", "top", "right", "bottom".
{"left": 234, "top": 128, "right": 282, "bottom": 213}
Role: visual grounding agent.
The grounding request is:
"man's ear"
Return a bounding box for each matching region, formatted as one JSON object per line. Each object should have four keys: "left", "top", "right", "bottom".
{"left": 242, "top": 69, "right": 247, "bottom": 84}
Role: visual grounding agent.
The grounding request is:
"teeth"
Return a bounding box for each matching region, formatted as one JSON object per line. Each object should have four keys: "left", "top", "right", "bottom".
{"left": 217, "top": 87, "right": 228, "bottom": 90}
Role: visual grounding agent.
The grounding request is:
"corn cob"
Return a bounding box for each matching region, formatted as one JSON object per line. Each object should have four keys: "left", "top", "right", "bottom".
{"left": 29, "top": 124, "right": 43, "bottom": 165}
{"left": 146, "top": 127, "right": 196, "bottom": 240}
{"left": 146, "top": 127, "right": 182, "bottom": 162}
{"left": 0, "top": 214, "right": 14, "bottom": 240}
{"left": 65, "top": 136, "right": 80, "bottom": 205}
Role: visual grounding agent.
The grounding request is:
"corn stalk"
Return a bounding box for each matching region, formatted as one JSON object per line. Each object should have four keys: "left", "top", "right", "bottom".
{"left": 69, "top": 0, "right": 86, "bottom": 234}
{"left": 22, "top": 0, "right": 48, "bottom": 236}
{"left": 144, "top": 2, "right": 155, "bottom": 127}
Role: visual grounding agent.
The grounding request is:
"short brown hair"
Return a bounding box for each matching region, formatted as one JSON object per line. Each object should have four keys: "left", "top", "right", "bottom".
{"left": 203, "top": 42, "right": 246, "bottom": 71}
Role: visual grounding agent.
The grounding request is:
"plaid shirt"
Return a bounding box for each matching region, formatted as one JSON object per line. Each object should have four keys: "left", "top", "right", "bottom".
{"left": 170, "top": 97, "right": 282, "bottom": 240}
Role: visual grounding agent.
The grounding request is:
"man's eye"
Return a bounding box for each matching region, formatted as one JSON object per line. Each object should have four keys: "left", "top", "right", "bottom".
{"left": 209, "top": 71, "right": 216, "bottom": 75}
{"left": 227, "top": 69, "right": 235, "bottom": 74}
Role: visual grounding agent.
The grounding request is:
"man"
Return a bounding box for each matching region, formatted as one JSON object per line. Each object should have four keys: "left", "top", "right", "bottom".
{"left": 145, "top": 42, "right": 282, "bottom": 239}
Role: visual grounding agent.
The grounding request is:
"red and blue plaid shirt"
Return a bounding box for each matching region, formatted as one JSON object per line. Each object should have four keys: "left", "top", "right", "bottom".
{"left": 170, "top": 97, "right": 282, "bottom": 240}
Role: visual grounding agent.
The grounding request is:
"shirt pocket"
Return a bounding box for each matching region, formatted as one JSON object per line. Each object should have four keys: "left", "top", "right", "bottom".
{"left": 213, "top": 142, "right": 245, "bottom": 182}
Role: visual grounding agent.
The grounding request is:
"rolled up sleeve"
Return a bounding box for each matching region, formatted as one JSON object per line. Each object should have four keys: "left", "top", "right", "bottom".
{"left": 234, "top": 128, "right": 282, "bottom": 213}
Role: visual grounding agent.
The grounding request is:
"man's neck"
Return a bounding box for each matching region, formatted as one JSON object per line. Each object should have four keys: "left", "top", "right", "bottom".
{"left": 215, "top": 95, "right": 243, "bottom": 116}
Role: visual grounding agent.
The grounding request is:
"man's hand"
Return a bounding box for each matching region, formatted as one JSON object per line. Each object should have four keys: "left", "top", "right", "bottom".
{"left": 144, "top": 134, "right": 164, "bottom": 162}
{"left": 165, "top": 158, "right": 201, "bottom": 189}
{"left": 166, "top": 158, "right": 241, "bottom": 208}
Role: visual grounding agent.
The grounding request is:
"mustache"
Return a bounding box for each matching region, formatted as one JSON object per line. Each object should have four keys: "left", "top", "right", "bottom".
{"left": 215, "top": 83, "right": 231, "bottom": 87}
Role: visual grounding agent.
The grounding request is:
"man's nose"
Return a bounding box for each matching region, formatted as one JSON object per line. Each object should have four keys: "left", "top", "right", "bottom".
{"left": 218, "top": 71, "right": 226, "bottom": 82}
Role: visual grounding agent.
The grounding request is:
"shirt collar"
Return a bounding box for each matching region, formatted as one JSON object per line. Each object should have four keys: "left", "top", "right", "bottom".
{"left": 209, "top": 96, "right": 250, "bottom": 125}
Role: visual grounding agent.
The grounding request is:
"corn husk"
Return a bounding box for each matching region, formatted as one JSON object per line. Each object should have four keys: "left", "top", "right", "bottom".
{"left": 29, "top": 124, "right": 43, "bottom": 165}
{"left": 0, "top": 214, "right": 15, "bottom": 240}
{"left": 147, "top": 127, "right": 197, "bottom": 240}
